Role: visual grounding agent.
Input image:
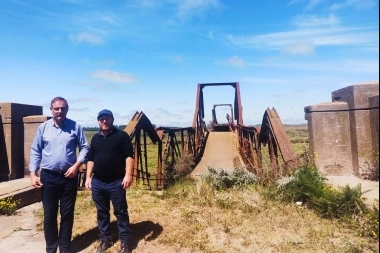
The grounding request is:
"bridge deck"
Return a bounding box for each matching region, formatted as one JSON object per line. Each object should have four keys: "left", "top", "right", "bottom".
{"left": 191, "top": 132, "right": 238, "bottom": 177}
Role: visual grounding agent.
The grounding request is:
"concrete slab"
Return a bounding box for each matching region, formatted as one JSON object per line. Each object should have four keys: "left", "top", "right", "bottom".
{"left": 326, "top": 175, "right": 379, "bottom": 206}
{"left": 191, "top": 132, "right": 237, "bottom": 177}
{"left": 0, "top": 177, "right": 41, "bottom": 209}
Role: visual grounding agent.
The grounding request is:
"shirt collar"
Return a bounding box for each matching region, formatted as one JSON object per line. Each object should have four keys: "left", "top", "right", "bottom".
{"left": 51, "top": 118, "right": 67, "bottom": 128}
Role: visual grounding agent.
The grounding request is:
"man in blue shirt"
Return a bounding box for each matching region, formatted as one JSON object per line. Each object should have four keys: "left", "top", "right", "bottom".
{"left": 29, "top": 97, "right": 89, "bottom": 253}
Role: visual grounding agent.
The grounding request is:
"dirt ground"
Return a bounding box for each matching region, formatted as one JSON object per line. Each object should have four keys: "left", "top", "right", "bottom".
{"left": 0, "top": 175, "right": 378, "bottom": 253}
{"left": 0, "top": 202, "right": 45, "bottom": 253}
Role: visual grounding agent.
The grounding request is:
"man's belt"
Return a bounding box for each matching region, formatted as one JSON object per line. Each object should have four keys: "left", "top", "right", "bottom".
{"left": 42, "top": 169, "right": 67, "bottom": 177}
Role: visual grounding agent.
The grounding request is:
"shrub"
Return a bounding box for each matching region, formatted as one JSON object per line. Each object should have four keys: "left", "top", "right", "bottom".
{"left": 276, "top": 165, "right": 379, "bottom": 240}
{"left": 0, "top": 196, "right": 20, "bottom": 216}
{"left": 276, "top": 165, "right": 326, "bottom": 203}
{"left": 312, "top": 184, "right": 368, "bottom": 218}
{"left": 163, "top": 153, "right": 195, "bottom": 187}
{"left": 202, "top": 166, "right": 257, "bottom": 190}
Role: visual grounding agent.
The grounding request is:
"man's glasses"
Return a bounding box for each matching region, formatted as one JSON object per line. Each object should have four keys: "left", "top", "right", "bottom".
{"left": 98, "top": 117, "right": 112, "bottom": 122}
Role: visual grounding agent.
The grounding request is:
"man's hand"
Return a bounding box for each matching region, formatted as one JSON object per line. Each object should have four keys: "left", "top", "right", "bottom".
{"left": 122, "top": 174, "right": 133, "bottom": 189}
{"left": 64, "top": 165, "right": 79, "bottom": 178}
{"left": 85, "top": 177, "right": 92, "bottom": 190}
{"left": 30, "top": 173, "right": 43, "bottom": 188}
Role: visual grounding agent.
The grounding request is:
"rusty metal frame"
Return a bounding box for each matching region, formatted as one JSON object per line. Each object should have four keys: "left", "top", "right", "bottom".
{"left": 77, "top": 84, "right": 298, "bottom": 189}
{"left": 227, "top": 107, "right": 297, "bottom": 179}
{"left": 192, "top": 82, "right": 243, "bottom": 126}
{"left": 258, "top": 108, "right": 298, "bottom": 177}
{"left": 124, "top": 111, "right": 161, "bottom": 190}
{"left": 212, "top": 103, "right": 233, "bottom": 131}
{"left": 227, "top": 113, "right": 261, "bottom": 173}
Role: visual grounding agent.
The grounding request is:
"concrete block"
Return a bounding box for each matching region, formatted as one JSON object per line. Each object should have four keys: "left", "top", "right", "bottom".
{"left": 305, "top": 83, "right": 379, "bottom": 178}
{"left": 0, "top": 116, "right": 9, "bottom": 182}
{"left": 304, "top": 102, "right": 348, "bottom": 114}
{"left": 369, "top": 95, "right": 379, "bottom": 154}
{"left": 23, "top": 116, "right": 52, "bottom": 175}
{"left": 0, "top": 103, "right": 43, "bottom": 181}
{"left": 305, "top": 103, "right": 353, "bottom": 175}
{"left": 331, "top": 82, "right": 379, "bottom": 110}
{"left": 0, "top": 103, "right": 42, "bottom": 123}
{"left": 0, "top": 177, "right": 41, "bottom": 209}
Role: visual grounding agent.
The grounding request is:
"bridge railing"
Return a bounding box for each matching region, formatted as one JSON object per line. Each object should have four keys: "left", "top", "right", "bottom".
{"left": 227, "top": 114, "right": 262, "bottom": 174}
{"left": 227, "top": 108, "right": 299, "bottom": 180}
{"left": 122, "top": 111, "right": 205, "bottom": 190}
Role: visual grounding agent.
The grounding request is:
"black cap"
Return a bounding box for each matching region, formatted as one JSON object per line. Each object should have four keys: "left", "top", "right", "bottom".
{"left": 97, "top": 109, "right": 113, "bottom": 119}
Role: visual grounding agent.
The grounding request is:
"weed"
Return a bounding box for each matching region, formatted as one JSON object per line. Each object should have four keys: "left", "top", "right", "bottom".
{"left": 163, "top": 154, "right": 195, "bottom": 187}
{"left": 361, "top": 150, "right": 379, "bottom": 181}
{"left": 275, "top": 165, "right": 379, "bottom": 240}
{"left": 276, "top": 165, "right": 326, "bottom": 204}
{"left": 202, "top": 166, "right": 257, "bottom": 190}
{"left": 0, "top": 196, "right": 20, "bottom": 216}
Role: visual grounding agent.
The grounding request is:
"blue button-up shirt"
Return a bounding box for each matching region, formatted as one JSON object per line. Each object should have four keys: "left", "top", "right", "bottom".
{"left": 29, "top": 118, "right": 89, "bottom": 172}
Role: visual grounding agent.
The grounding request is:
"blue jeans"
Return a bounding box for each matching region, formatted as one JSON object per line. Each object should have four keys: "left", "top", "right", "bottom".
{"left": 91, "top": 178, "right": 132, "bottom": 244}
{"left": 40, "top": 170, "right": 78, "bottom": 253}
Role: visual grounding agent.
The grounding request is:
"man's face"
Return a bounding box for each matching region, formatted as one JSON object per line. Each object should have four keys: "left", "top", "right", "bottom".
{"left": 98, "top": 115, "right": 114, "bottom": 131}
{"left": 50, "top": 100, "right": 68, "bottom": 121}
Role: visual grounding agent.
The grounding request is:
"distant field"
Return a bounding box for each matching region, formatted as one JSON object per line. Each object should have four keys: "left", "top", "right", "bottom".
{"left": 84, "top": 131, "right": 97, "bottom": 143}
{"left": 85, "top": 124, "right": 309, "bottom": 158}
{"left": 283, "top": 124, "right": 308, "bottom": 131}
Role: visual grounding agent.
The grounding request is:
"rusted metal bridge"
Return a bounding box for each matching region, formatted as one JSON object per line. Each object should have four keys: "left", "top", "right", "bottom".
{"left": 80, "top": 82, "right": 299, "bottom": 190}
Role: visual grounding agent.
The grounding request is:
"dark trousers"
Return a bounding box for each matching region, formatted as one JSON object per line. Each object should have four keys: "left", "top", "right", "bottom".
{"left": 40, "top": 170, "right": 78, "bottom": 253}
{"left": 91, "top": 178, "right": 132, "bottom": 244}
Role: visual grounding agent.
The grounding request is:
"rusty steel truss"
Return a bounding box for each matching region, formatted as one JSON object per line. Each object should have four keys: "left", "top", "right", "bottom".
{"left": 226, "top": 108, "right": 298, "bottom": 178}
{"left": 78, "top": 83, "right": 299, "bottom": 189}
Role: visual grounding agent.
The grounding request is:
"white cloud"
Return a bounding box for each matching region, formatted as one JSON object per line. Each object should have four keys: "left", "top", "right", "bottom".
{"left": 80, "top": 82, "right": 124, "bottom": 91}
{"left": 305, "top": 0, "right": 325, "bottom": 10}
{"left": 281, "top": 42, "right": 315, "bottom": 55}
{"left": 174, "top": 55, "right": 185, "bottom": 63}
{"left": 227, "top": 56, "right": 246, "bottom": 68}
{"left": 99, "top": 13, "right": 119, "bottom": 25}
{"left": 293, "top": 14, "right": 340, "bottom": 28}
{"left": 69, "top": 97, "right": 101, "bottom": 103}
{"left": 90, "top": 70, "right": 138, "bottom": 83}
{"left": 228, "top": 27, "right": 377, "bottom": 54}
{"left": 176, "top": 0, "right": 221, "bottom": 20}
{"left": 289, "top": 0, "right": 303, "bottom": 5}
{"left": 69, "top": 32, "right": 104, "bottom": 45}
{"left": 330, "top": 0, "right": 376, "bottom": 11}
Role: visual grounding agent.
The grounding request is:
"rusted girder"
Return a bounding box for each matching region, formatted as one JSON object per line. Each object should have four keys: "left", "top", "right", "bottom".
{"left": 259, "top": 108, "right": 298, "bottom": 177}
{"left": 123, "top": 112, "right": 199, "bottom": 190}
{"left": 124, "top": 111, "right": 161, "bottom": 190}
{"left": 191, "top": 82, "right": 243, "bottom": 165}
{"left": 192, "top": 82, "right": 243, "bottom": 127}
{"left": 212, "top": 104, "right": 233, "bottom": 132}
{"left": 227, "top": 108, "right": 297, "bottom": 179}
{"left": 227, "top": 113, "right": 261, "bottom": 174}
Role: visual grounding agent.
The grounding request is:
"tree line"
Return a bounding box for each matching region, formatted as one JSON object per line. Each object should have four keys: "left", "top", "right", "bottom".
{"left": 83, "top": 125, "right": 127, "bottom": 131}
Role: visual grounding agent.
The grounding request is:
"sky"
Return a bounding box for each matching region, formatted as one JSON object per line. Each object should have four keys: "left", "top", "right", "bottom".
{"left": 0, "top": 0, "right": 378, "bottom": 128}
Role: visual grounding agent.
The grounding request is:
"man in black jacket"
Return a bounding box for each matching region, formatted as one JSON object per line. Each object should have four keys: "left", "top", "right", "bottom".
{"left": 85, "top": 109, "right": 134, "bottom": 253}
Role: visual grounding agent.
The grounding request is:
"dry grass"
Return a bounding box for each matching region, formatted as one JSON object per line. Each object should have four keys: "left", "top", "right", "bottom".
{"left": 52, "top": 127, "right": 377, "bottom": 252}
{"left": 33, "top": 179, "right": 379, "bottom": 253}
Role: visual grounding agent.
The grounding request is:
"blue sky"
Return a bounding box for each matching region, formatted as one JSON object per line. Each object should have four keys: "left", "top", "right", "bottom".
{"left": 0, "top": 0, "right": 378, "bottom": 127}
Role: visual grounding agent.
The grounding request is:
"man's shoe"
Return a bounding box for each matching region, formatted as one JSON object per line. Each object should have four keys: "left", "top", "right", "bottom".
{"left": 96, "top": 240, "right": 112, "bottom": 253}
{"left": 119, "top": 243, "right": 130, "bottom": 253}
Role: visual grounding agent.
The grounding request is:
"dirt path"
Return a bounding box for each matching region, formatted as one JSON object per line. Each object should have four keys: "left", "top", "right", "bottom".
{"left": 0, "top": 202, "right": 44, "bottom": 253}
